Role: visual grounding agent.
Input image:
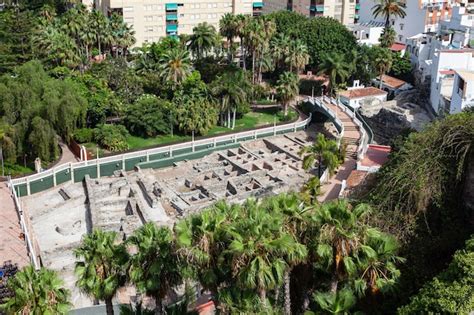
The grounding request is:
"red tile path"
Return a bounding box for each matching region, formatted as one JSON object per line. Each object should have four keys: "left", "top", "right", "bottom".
{"left": 318, "top": 100, "right": 362, "bottom": 202}
{"left": 0, "top": 182, "right": 29, "bottom": 267}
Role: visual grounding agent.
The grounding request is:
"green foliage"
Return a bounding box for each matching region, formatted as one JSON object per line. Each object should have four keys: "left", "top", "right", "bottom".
{"left": 379, "top": 27, "right": 397, "bottom": 48}
{"left": 125, "top": 95, "right": 173, "bottom": 137}
{"left": 174, "top": 93, "right": 218, "bottom": 135}
{"left": 398, "top": 236, "right": 474, "bottom": 314}
{"left": 276, "top": 71, "right": 299, "bottom": 115}
{"left": 299, "top": 134, "right": 341, "bottom": 178}
{"left": 93, "top": 124, "right": 129, "bottom": 152}
{"left": 74, "top": 128, "right": 94, "bottom": 143}
{"left": 1, "top": 265, "right": 70, "bottom": 315}
{"left": 390, "top": 51, "right": 412, "bottom": 79}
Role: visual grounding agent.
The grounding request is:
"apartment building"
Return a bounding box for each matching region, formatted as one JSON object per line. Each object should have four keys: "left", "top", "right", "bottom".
{"left": 92, "top": 0, "right": 263, "bottom": 46}
{"left": 262, "top": 0, "right": 360, "bottom": 26}
{"left": 358, "top": 0, "right": 460, "bottom": 43}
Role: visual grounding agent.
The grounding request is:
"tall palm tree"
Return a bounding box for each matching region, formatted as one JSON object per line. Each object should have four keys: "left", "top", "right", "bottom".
{"left": 189, "top": 22, "right": 217, "bottom": 59}
{"left": 372, "top": 47, "right": 393, "bottom": 89}
{"left": 89, "top": 10, "right": 108, "bottom": 55}
{"left": 271, "top": 34, "right": 291, "bottom": 70}
{"left": 219, "top": 13, "right": 238, "bottom": 62}
{"left": 286, "top": 39, "right": 310, "bottom": 74}
{"left": 74, "top": 229, "right": 129, "bottom": 315}
{"left": 354, "top": 231, "right": 405, "bottom": 297}
{"left": 379, "top": 26, "right": 397, "bottom": 48}
{"left": 313, "top": 201, "right": 372, "bottom": 293}
{"left": 299, "top": 133, "right": 340, "bottom": 178}
{"left": 318, "top": 52, "right": 352, "bottom": 97}
{"left": 159, "top": 47, "right": 192, "bottom": 87}
{"left": 235, "top": 14, "right": 249, "bottom": 69}
{"left": 372, "top": 0, "right": 407, "bottom": 28}
{"left": 210, "top": 70, "right": 250, "bottom": 129}
{"left": 276, "top": 71, "right": 299, "bottom": 116}
{"left": 1, "top": 266, "right": 70, "bottom": 314}
{"left": 127, "top": 223, "right": 182, "bottom": 314}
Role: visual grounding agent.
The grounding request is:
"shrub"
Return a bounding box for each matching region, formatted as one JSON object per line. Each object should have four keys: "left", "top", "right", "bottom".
{"left": 74, "top": 128, "right": 94, "bottom": 143}
{"left": 125, "top": 95, "right": 172, "bottom": 138}
{"left": 94, "top": 124, "right": 129, "bottom": 152}
{"left": 277, "top": 109, "right": 298, "bottom": 122}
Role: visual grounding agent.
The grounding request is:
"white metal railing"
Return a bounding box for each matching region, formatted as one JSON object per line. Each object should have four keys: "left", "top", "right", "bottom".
{"left": 11, "top": 114, "right": 312, "bottom": 194}
{"left": 6, "top": 177, "right": 40, "bottom": 269}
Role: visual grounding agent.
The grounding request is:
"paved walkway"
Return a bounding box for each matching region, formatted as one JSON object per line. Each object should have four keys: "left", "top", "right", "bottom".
{"left": 0, "top": 183, "right": 29, "bottom": 267}
{"left": 317, "top": 100, "right": 362, "bottom": 202}
{"left": 58, "top": 140, "right": 79, "bottom": 165}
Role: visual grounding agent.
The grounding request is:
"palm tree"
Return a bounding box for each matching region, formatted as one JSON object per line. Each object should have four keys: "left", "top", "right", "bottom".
{"left": 299, "top": 133, "right": 340, "bottom": 178}
{"left": 379, "top": 26, "right": 396, "bottom": 48}
{"left": 312, "top": 288, "right": 356, "bottom": 315}
{"left": 210, "top": 70, "right": 250, "bottom": 129}
{"left": 219, "top": 13, "right": 238, "bottom": 62}
{"left": 372, "top": 47, "right": 393, "bottom": 89}
{"left": 354, "top": 231, "right": 405, "bottom": 297}
{"left": 300, "top": 176, "right": 322, "bottom": 205}
{"left": 89, "top": 10, "right": 108, "bottom": 55}
{"left": 372, "top": 0, "right": 407, "bottom": 28}
{"left": 127, "top": 223, "right": 182, "bottom": 314}
{"left": 235, "top": 14, "right": 249, "bottom": 69}
{"left": 318, "top": 52, "right": 352, "bottom": 97}
{"left": 271, "top": 34, "right": 291, "bottom": 70}
{"left": 189, "top": 22, "right": 217, "bottom": 59}
{"left": 286, "top": 39, "right": 309, "bottom": 74}
{"left": 1, "top": 266, "right": 70, "bottom": 314}
{"left": 313, "top": 201, "right": 372, "bottom": 293}
{"left": 74, "top": 229, "right": 129, "bottom": 315}
{"left": 159, "top": 47, "right": 192, "bottom": 86}
{"left": 276, "top": 71, "right": 299, "bottom": 116}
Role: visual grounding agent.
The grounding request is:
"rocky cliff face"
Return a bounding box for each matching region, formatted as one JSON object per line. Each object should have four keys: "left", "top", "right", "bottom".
{"left": 361, "top": 108, "right": 412, "bottom": 145}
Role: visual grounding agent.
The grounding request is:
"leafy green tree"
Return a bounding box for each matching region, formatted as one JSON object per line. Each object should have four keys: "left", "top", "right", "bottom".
{"left": 276, "top": 71, "right": 299, "bottom": 116}
{"left": 174, "top": 93, "right": 217, "bottom": 135}
{"left": 390, "top": 51, "right": 412, "bottom": 78}
{"left": 125, "top": 95, "right": 173, "bottom": 137}
{"left": 93, "top": 124, "right": 129, "bottom": 152}
{"left": 299, "top": 134, "right": 340, "bottom": 178}
{"left": 372, "top": 0, "right": 407, "bottom": 28}
{"left": 189, "top": 22, "right": 217, "bottom": 60}
{"left": 127, "top": 223, "right": 183, "bottom": 314}
{"left": 398, "top": 236, "right": 474, "bottom": 314}
{"left": 159, "top": 47, "right": 193, "bottom": 87}
{"left": 1, "top": 265, "right": 70, "bottom": 315}
{"left": 372, "top": 47, "right": 393, "bottom": 88}
{"left": 28, "top": 117, "right": 59, "bottom": 162}
{"left": 318, "top": 52, "right": 352, "bottom": 96}
{"left": 74, "top": 229, "right": 129, "bottom": 315}
{"left": 379, "top": 26, "right": 397, "bottom": 48}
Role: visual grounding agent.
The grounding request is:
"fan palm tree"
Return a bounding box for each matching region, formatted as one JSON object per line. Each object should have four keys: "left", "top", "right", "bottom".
{"left": 210, "top": 70, "right": 250, "bottom": 129}
{"left": 89, "top": 10, "right": 109, "bottom": 55}
{"left": 220, "top": 13, "right": 238, "bottom": 62}
{"left": 127, "top": 223, "right": 182, "bottom": 315}
{"left": 159, "top": 47, "right": 192, "bottom": 86}
{"left": 379, "top": 26, "right": 397, "bottom": 48}
{"left": 286, "top": 39, "right": 310, "bottom": 74}
{"left": 299, "top": 133, "right": 340, "bottom": 178}
{"left": 354, "top": 230, "right": 405, "bottom": 297}
{"left": 300, "top": 176, "right": 322, "bottom": 205}
{"left": 1, "top": 266, "right": 70, "bottom": 315}
{"left": 312, "top": 288, "right": 356, "bottom": 315}
{"left": 372, "top": 0, "right": 407, "bottom": 28}
{"left": 313, "top": 201, "right": 372, "bottom": 293}
{"left": 372, "top": 47, "right": 393, "bottom": 89}
{"left": 276, "top": 71, "right": 299, "bottom": 116}
{"left": 235, "top": 14, "right": 249, "bottom": 69}
{"left": 271, "top": 34, "right": 291, "bottom": 70}
{"left": 189, "top": 22, "right": 217, "bottom": 59}
{"left": 74, "top": 229, "right": 129, "bottom": 315}
{"left": 318, "top": 52, "right": 352, "bottom": 97}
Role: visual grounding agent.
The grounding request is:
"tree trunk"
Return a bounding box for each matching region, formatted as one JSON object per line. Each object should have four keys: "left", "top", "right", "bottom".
{"left": 284, "top": 270, "right": 291, "bottom": 315}
{"left": 105, "top": 297, "right": 114, "bottom": 315}
{"left": 252, "top": 52, "right": 256, "bottom": 84}
{"left": 379, "top": 71, "right": 384, "bottom": 89}
{"left": 259, "top": 288, "right": 267, "bottom": 305}
{"left": 232, "top": 107, "right": 236, "bottom": 129}
{"left": 241, "top": 37, "right": 246, "bottom": 70}
{"left": 284, "top": 102, "right": 288, "bottom": 116}
{"left": 330, "top": 274, "right": 338, "bottom": 293}
{"left": 154, "top": 294, "right": 163, "bottom": 315}
{"left": 318, "top": 156, "right": 322, "bottom": 178}
{"left": 385, "top": 15, "right": 390, "bottom": 29}
{"left": 227, "top": 108, "right": 231, "bottom": 128}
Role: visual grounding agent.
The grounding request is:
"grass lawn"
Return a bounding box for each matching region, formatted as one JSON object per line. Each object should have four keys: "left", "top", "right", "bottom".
{"left": 3, "top": 162, "right": 34, "bottom": 177}
{"left": 83, "top": 108, "right": 295, "bottom": 155}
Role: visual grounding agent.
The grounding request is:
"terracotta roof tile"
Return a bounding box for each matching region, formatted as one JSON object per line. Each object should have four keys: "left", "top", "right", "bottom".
{"left": 339, "top": 87, "right": 387, "bottom": 99}
{"left": 380, "top": 74, "right": 407, "bottom": 89}
{"left": 390, "top": 42, "right": 406, "bottom": 52}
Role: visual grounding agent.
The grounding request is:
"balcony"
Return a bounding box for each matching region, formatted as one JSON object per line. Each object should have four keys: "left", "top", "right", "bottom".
{"left": 355, "top": 3, "right": 360, "bottom": 10}
{"left": 166, "top": 14, "right": 178, "bottom": 21}
{"left": 253, "top": 2, "right": 263, "bottom": 8}
{"left": 310, "top": 5, "right": 324, "bottom": 12}
{"left": 165, "top": 3, "right": 178, "bottom": 11}
{"left": 166, "top": 24, "right": 178, "bottom": 33}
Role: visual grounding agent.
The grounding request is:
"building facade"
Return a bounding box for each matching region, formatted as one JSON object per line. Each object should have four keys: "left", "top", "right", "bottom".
{"left": 92, "top": 0, "right": 263, "bottom": 46}
{"left": 262, "top": 0, "right": 360, "bottom": 25}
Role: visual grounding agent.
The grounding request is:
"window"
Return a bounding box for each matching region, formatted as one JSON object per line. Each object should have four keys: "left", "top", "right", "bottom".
{"left": 145, "top": 15, "right": 153, "bottom": 22}
{"left": 145, "top": 26, "right": 154, "bottom": 32}
{"left": 123, "top": 6, "right": 134, "bottom": 12}
{"left": 144, "top": 5, "right": 152, "bottom": 11}
{"left": 398, "top": 35, "right": 403, "bottom": 41}
{"left": 400, "top": 23, "right": 404, "bottom": 30}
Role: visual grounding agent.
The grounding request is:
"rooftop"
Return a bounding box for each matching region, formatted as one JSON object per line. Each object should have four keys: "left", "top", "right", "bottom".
{"left": 339, "top": 87, "right": 387, "bottom": 99}
{"left": 390, "top": 42, "right": 406, "bottom": 52}
{"left": 359, "top": 144, "right": 391, "bottom": 168}
{"left": 455, "top": 69, "right": 474, "bottom": 82}
{"left": 379, "top": 74, "right": 408, "bottom": 89}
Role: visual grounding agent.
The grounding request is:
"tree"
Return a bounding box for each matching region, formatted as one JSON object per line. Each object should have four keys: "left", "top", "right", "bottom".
{"left": 286, "top": 39, "right": 309, "bottom": 74}
{"left": 127, "top": 223, "right": 183, "bottom": 314}
{"left": 74, "top": 229, "right": 129, "bottom": 315}
{"left": 300, "top": 176, "right": 322, "bottom": 205}
{"left": 174, "top": 93, "right": 217, "bottom": 135}
{"left": 189, "top": 22, "right": 217, "bottom": 60}
{"left": 1, "top": 266, "right": 70, "bottom": 315}
{"left": 390, "top": 51, "right": 412, "bottom": 78}
{"left": 159, "top": 47, "right": 192, "bottom": 87}
{"left": 318, "top": 52, "right": 352, "bottom": 96}
{"left": 210, "top": 69, "right": 250, "bottom": 129}
{"left": 299, "top": 134, "right": 340, "bottom": 178}
{"left": 276, "top": 71, "right": 299, "bottom": 116}
{"left": 379, "top": 26, "right": 397, "bottom": 48}
{"left": 312, "top": 288, "right": 356, "bottom": 315}
{"left": 219, "top": 13, "right": 238, "bottom": 62}
{"left": 125, "top": 95, "right": 173, "bottom": 137}
{"left": 93, "top": 124, "right": 129, "bottom": 152}
{"left": 372, "top": 0, "right": 407, "bottom": 28}
{"left": 372, "top": 47, "right": 393, "bottom": 89}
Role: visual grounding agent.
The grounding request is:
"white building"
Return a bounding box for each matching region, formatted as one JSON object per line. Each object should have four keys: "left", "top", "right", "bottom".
{"left": 92, "top": 0, "right": 263, "bottom": 46}
{"left": 349, "top": 20, "right": 384, "bottom": 46}
{"left": 358, "top": 0, "right": 457, "bottom": 43}
{"left": 339, "top": 81, "right": 387, "bottom": 110}
{"left": 450, "top": 69, "right": 474, "bottom": 113}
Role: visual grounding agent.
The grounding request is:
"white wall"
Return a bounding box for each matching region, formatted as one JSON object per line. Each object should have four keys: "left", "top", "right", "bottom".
{"left": 341, "top": 94, "right": 387, "bottom": 110}
{"left": 450, "top": 73, "right": 474, "bottom": 113}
